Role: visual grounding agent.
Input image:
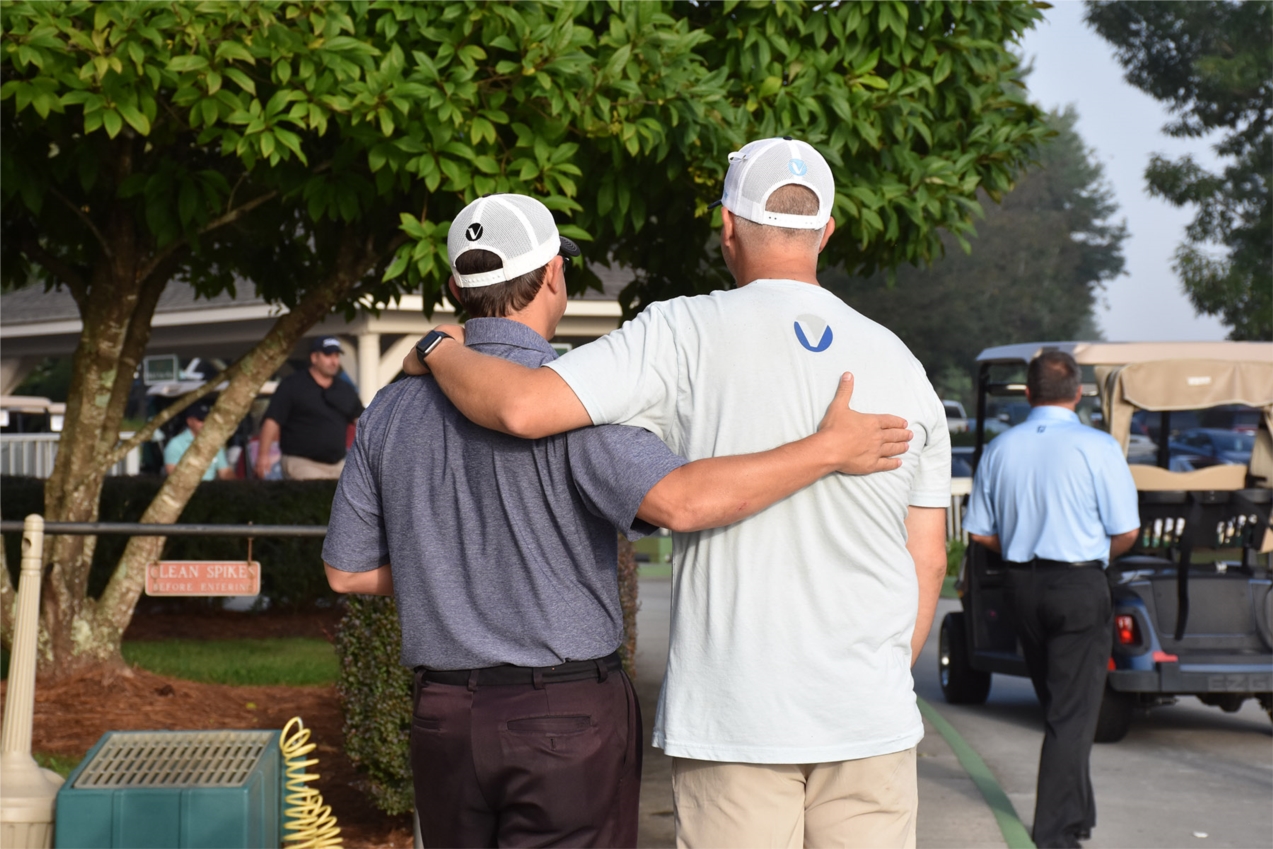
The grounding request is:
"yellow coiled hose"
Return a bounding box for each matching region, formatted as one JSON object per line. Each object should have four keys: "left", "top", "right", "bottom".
{"left": 280, "top": 716, "right": 343, "bottom": 849}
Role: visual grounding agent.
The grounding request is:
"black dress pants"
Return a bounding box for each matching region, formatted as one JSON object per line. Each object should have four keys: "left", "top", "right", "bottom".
{"left": 1006, "top": 565, "right": 1112, "bottom": 849}
{"left": 410, "top": 665, "right": 642, "bottom": 848}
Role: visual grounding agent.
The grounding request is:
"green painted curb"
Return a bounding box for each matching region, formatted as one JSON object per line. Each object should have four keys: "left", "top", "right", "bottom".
{"left": 918, "top": 698, "right": 1036, "bottom": 849}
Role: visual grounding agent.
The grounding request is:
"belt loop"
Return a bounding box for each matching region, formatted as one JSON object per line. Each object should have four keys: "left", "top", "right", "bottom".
{"left": 532, "top": 668, "right": 546, "bottom": 689}
{"left": 415, "top": 667, "right": 429, "bottom": 689}
{"left": 594, "top": 657, "right": 609, "bottom": 682}
{"left": 467, "top": 669, "right": 479, "bottom": 692}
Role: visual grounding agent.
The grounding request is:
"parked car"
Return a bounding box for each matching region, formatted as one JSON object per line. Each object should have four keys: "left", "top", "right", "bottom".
{"left": 943, "top": 400, "right": 969, "bottom": 434}
{"left": 951, "top": 446, "right": 974, "bottom": 478}
{"left": 1169, "top": 428, "right": 1255, "bottom": 467}
{"left": 941, "top": 340, "right": 1273, "bottom": 742}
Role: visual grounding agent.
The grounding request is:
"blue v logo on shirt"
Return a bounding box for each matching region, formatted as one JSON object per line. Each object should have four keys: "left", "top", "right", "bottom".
{"left": 794, "top": 315, "right": 833, "bottom": 352}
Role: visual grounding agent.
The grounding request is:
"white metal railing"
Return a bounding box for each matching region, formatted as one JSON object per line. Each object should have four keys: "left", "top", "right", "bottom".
{"left": 948, "top": 477, "right": 972, "bottom": 544}
{"left": 0, "top": 433, "right": 140, "bottom": 478}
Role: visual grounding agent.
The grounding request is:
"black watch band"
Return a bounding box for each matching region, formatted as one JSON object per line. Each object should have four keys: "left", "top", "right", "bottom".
{"left": 415, "top": 330, "right": 453, "bottom": 365}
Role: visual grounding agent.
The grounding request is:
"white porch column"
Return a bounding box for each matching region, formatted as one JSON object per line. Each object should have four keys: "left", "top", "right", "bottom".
{"left": 357, "top": 332, "right": 380, "bottom": 407}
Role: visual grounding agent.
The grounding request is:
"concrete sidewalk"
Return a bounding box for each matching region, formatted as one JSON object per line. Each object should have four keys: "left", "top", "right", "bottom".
{"left": 632, "top": 574, "right": 1008, "bottom": 848}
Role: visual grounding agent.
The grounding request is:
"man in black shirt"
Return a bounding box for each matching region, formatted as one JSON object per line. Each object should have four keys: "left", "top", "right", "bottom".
{"left": 256, "top": 336, "right": 364, "bottom": 480}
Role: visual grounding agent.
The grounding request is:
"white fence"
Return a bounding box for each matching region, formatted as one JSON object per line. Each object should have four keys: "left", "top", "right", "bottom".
{"left": 0, "top": 434, "right": 140, "bottom": 479}
{"left": 948, "top": 477, "right": 972, "bottom": 544}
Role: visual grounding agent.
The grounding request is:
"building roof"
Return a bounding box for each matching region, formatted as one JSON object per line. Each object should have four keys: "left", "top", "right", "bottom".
{"left": 1, "top": 281, "right": 262, "bottom": 326}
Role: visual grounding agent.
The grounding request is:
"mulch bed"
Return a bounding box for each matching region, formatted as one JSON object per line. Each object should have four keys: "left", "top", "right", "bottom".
{"left": 0, "top": 604, "right": 412, "bottom": 849}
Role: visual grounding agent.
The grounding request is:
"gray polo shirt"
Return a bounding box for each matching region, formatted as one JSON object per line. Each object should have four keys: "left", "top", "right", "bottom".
{"left": 323, "top": 317, "right": 686, "bottom": 670}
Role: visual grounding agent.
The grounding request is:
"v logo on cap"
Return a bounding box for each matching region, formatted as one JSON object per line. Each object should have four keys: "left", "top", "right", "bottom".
{"left": 465, "top": 223, "right": 484, "bottom": 241}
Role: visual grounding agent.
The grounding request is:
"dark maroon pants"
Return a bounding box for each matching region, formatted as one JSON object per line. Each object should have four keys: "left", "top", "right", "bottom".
{"left": 410, "top": 664, "right": 642, "bottom": 848}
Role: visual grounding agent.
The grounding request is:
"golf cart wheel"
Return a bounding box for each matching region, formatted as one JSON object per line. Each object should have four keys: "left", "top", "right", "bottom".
{"left": 938, "top": 612, "right": 991, "bottom": 704}
{"left": 1094, "top": 684, "right": 1135, "bottom": 743}
{"left": 1258, "top": 693, "right": 1273, "bottom": 726}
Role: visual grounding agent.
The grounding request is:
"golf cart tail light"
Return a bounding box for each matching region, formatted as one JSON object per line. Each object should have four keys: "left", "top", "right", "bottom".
{"left": 1115, "top": 614, "right": 1139, "bottom": 646}
{"left": 1107, "top": 658, "right": 1116, "bottom": 671}
{"left": 1152, "top": 651, "right": 1178, "bottom": 663}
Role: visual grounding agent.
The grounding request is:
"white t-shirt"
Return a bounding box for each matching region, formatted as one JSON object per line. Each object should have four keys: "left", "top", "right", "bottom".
{"left": 547, "top": 279, "right": 951, "bottom": 763}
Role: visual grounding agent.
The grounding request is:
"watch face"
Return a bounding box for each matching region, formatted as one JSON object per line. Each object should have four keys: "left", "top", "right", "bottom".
{"left": 417, "top": 330, "right": 450, "bottom": 361}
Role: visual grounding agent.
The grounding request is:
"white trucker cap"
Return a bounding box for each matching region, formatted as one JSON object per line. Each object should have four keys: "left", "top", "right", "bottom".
{"left": 447, "top": 194, "right": 581, "bottom": 289}
{"left": 717, "top": 137, "right": 835, "bottom": 230}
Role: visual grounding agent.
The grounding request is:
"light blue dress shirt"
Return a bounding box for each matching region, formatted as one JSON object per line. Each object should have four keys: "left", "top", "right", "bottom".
{"left": 162, "top": 428, "right": 230, "bottom": 481}
{"left": 964, "top": 405, "right": 1140, "bottom": 565}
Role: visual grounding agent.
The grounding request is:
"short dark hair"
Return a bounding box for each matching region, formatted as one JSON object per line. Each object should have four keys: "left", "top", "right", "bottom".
{"left": 451, "top": 250, "right": 550, "bottom": 318}
{"left": 1027, "top": 351, "right": 1081, "bottom": 404}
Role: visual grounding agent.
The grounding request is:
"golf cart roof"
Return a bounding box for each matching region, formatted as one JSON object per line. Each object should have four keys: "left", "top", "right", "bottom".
{"left": 975, "top": 340, "right": 1272, "bottom": 366}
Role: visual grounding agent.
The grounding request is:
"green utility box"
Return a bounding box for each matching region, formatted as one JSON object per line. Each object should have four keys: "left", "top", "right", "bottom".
{"left": 54, "top": 729, "right": 281, "bottom": 849}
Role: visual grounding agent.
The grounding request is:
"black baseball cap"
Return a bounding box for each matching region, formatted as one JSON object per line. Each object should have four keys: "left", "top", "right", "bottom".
{"left": 184, "top": 400, "right": 211, "bottom": 421}
{"left": 310, "top": 336, "right": 344, "bottom": 354}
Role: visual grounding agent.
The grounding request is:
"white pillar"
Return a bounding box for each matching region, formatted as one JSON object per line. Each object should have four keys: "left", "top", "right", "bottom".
{"left": 357, "top": 332, "right": 381, "bottom": 407}
{"left": 0, "top": 515, "right": 64, "bottom": 849}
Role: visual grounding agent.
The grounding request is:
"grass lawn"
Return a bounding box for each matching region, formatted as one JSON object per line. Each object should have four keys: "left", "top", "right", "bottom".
{"left": 121, "top": 637, "right": 339, "bottom": 686}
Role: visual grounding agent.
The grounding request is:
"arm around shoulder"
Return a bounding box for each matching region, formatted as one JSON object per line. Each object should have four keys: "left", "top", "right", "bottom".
{"left": 424, "top": 339, "right": 591, "bottom": 438}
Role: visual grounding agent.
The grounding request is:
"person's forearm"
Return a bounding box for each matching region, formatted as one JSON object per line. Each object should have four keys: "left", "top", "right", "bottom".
{"left": 969, "top": 532, "right": 1001, "bottom": 553}
{"left": 325, "top": 563, "right": 393, "bottom": 596}
{"left": 907, "top": 507, "right": 948, "bottom": 665}
{"left": 638, "top": 432, "right": 840, "bottom": 532}
{"left": 425, "top": 340, "right": 591, "bottom": 438}
{"left": 256, "top": 419, "right": 280, "bottom": 475}
{"left": 1110, "top": 529, "right": 1139, "bottom": 560}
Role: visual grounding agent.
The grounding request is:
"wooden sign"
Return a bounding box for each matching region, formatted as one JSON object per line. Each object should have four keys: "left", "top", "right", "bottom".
{"left": 146, "top": 561, "right": 261, "bottom": 597}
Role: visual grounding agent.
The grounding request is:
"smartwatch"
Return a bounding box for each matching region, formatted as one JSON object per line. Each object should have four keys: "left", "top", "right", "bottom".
{"left": 415, "top": 329, "right": 453, "bottom": 365}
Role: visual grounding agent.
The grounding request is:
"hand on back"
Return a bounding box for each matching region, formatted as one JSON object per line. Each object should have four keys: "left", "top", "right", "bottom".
{"left": 818, "top": 373, "right": 912, "bottom": 474}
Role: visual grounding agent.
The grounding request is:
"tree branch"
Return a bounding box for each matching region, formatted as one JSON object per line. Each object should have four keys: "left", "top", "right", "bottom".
{"left": 99, "top": 363, "right": 239, "bottom": 471}
{"left": 49, "top": 187, "right": 113, "bottom": 259}
{"left": 135, "top": 189, "right": 279, "bottom": 282}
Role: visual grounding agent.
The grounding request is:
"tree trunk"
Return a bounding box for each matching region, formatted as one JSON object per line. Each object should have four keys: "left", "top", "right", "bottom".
{"left": 35, "top": 226, "right": 392, "bottom": 679}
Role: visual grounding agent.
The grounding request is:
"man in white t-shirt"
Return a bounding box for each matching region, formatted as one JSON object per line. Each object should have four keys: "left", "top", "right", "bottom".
{"left": 406, "top": 138, "right": 951, "bottom": 848}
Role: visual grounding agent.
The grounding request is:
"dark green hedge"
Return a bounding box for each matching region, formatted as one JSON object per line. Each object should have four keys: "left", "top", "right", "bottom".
{"left": 1, "top": 476, "right": 337, "bottom": 607}
{"left": 334, "top": 595, "right": 415, "bottom": 815}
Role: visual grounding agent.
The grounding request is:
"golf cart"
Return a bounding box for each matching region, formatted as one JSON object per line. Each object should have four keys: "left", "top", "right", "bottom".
{"left": 939, "top": 341, "right": 1273, "bottom": 742}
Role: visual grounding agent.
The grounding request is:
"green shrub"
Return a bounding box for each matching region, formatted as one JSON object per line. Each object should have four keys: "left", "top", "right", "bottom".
{"left": 1, "top": 477, "right": 338, "bottom": 607}
{"left": 334, "top": 594, "right": 414, "bottom": 815}
{"left": 947, "top": 538, "right": 967, "bottom": 577}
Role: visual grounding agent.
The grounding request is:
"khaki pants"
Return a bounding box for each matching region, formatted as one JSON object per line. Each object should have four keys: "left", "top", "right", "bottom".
{"left": 672, "top": 748, "right": 917, "bottom": 849}
{"left": 280, "top": 454, "right": 345, "bottom": 480}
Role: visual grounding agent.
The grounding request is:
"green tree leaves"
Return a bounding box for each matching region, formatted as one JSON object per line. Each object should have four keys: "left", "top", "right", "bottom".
{"left": 2, "top": 0, "right": 1050, "bottom": 315}
{"left": 1086, "top": 1, "right": 1271, "bottom": 340}
{"left": 825, "top": 108, "right": 1127, "bottom": 403}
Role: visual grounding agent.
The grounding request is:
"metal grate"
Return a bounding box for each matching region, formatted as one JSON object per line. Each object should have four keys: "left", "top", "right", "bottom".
{"left": 74, "top": 731, "right": 275, "bottom": 789}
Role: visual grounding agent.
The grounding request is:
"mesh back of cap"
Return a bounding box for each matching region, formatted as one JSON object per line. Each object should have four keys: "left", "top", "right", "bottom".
{"left": 722, "top": 138, "right": 834, "bottom": 230}
{"left": 448, "top": 194, "right": 561, "bottom": 287}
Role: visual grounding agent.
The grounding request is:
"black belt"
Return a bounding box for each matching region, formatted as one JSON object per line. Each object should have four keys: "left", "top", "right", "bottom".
{"left": 416, "top": 652, "right": 621, "bottom": 688}
{"left": 1005, "top": 558, "right": 1104, "bottom": 570}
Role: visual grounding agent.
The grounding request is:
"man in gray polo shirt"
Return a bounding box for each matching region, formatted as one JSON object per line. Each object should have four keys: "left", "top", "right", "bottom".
{"left": 324, "top": 194, "right": 912, "bottom": 848}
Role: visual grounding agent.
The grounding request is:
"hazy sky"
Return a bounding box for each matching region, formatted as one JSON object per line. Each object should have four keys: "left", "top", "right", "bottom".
{"left": 1017, "top": 0, "right": 1230, "bottom": 341}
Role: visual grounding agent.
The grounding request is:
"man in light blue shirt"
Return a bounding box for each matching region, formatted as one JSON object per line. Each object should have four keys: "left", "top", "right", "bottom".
{"left": 163, "top": 401, "right": 234, "bottom": 481}
{"left": 964, "top": 350, "right": 1139, "bottom": 849}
